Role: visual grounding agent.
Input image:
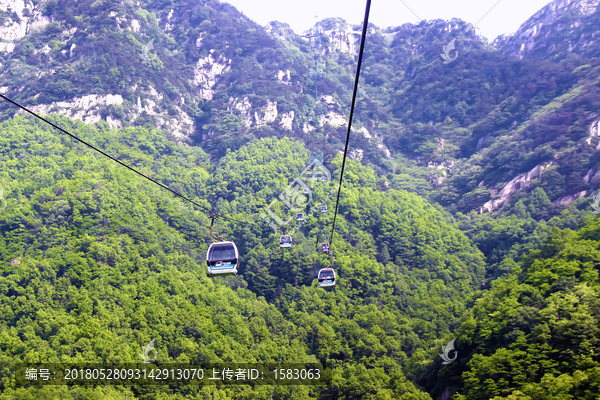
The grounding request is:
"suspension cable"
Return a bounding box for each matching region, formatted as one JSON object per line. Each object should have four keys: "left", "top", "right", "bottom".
{"left": 270, "top": 3, "right": 371, "bottom": 398}
{"left": 329, "top": 0, "right": 371, "bottom": 244}
{"left": 0, "top": 93, "right": 248, "bottom": 224}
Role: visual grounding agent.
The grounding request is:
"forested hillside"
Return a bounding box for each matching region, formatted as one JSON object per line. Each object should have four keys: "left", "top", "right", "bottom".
{"left": 0, "top": 0, "right": 600, "bottom": 399}
{"left": 0, "top": 115, "right": 486, "bottom": 398}
{"left": 0, "top": 0, "right": 599, "bottom": 215}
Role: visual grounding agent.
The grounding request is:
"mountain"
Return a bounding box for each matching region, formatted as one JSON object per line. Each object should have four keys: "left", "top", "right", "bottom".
{"left": 0, "top": 115, "right": 485, "bottom": 399}
{"left": 1, "top": 0, "right": 600, "bottom": 399}
{"left": 2, "top": 0, "right": 599, "bottom": 216}
{"left": 495, "top": 0, "right": 600, "bottom": 61}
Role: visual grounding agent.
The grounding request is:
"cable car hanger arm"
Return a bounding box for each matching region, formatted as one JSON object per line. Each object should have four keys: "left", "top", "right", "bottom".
{"left": 209, "top": 214, "right": 225, "bottom": 242}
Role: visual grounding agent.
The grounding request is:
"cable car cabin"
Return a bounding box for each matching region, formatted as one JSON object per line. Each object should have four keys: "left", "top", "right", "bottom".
{"left": 296, "top": 213, "right": 304, "bottom": 221}
{"left": 320, "top": 242, "right": 330, "bottom": 253}
{"left": 318, "top": 268, "right": 336, "bottom": 287}
{"left": 206, "top": 241, "right": 239, "bottom": 276}
{"left": 320, "top": 205, "right": 327, "bottom": 213}
{"left": 280, "top": 235, "right": 292, "bottom": 248}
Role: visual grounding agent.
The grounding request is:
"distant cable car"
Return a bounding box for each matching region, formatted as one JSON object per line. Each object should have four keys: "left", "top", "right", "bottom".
{"left": 207, "top": 241, "right": 239, "bottom": 276}
{"left": 318, "top": 268, "right": 336, "bottom": 287}
{"left": 320, "top": 242, "right": 330, "bottom": 253}
{"left": 320, "top": 205, "right": 327, "bottom": 213}
{"left": 280, "top": 234, "right": 292, "bottom": 248}
{"left": 296, "top": 213, "right": 304, "bottom": 221}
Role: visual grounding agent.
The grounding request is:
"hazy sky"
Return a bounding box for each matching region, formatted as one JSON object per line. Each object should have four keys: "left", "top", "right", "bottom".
{"left": 224, "top": 0, "right": 554, "bottom": 41}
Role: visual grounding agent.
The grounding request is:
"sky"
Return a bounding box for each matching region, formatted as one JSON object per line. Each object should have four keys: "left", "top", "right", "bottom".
{"left": 224, "top": 0, "right": 554, "bottom": 41}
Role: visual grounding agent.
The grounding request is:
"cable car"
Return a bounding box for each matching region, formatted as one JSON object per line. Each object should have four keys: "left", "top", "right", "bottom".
{"left": 280, "top": 235, "right": 292, "bottom": 248}
{"left": 296, "top": 213, "right": 304, "bottom": 221}
{"left": 320, "top": 205, "right": 327, "bottom": 213}
{"left": 318, "top": 268, "right": 336, "bottom": 287}
{"left": 206, "top": 241, "right": 239, "bottom": 276}
{"left": 320, "top": 242, "right": 330, "bottom": 253}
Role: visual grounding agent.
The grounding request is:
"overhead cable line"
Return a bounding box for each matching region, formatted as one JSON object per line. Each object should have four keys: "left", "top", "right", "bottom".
{"left": 0, "top": 93, "right": 248, "bottom": 224}
{"left": 270, "top": 2, "right": 372, "bottom": 397}
{"left": 329, "top": 0, "right": 371, "bottom": 244}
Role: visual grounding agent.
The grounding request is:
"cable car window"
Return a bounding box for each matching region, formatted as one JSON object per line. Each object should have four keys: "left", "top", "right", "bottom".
{"left": 209, "top": 245, "right": 236, "bottom": 260}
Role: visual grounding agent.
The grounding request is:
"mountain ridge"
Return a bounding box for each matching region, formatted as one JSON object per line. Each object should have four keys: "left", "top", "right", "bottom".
{"left": 0, "top": 0, "right": 599, "bottom": 216}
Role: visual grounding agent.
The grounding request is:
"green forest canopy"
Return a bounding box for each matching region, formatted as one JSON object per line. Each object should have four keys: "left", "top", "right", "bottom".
{"left": 0, "top": 115, "right": 598, "bottom": 399}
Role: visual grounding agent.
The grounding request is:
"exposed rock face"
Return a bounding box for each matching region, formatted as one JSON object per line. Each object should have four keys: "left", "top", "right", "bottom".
{"left": 495, "top": 0, "right": 600, "bottom": 60}
{"left": 555, "top": 190, "right": 587, "bottom": 205}
{"left": 23, "top": 90, "right": 193, "bottom": 138}
{"left": 26, "top": 94, "right": 124, "bottom": 125}
{"left": 265, "top": 21, "right": 295, "bottom": 42}
{"left": 276, "top": 69, "right": 291, "bottom": 85}
{"left": 302, "top": 122, "right": 314, "bottom": 133}
{"left": 227, "top": 97, "right": 291, "bottom": 130}
{"left": 254, "top": 100, "right": 278, "bottom": 126}
{"left": 304, "top": 18, "right": 361, "bottom": 55}
{"left": 164, "top": 9, "right": 174, "bottom": 32}
{"left": 358, "top": 127, "right": 371, "bottom": 139}
{"left": 319, "top": 112, "right": 346, "bottom": 128}
{"left": 193, "top": 51, "right": 232, "bottom": 100}
{"left": 228, "top": 97, "right": 253, "bottom": 129}
{"left": 130, "top": 19, "right": 140, "bottom": 33}
{"left": 587, "top": 119, "right": 600, "bottom": 150}
{"left": 0, "top": 0, "right": 51, "bottom": 53}
{"left": 349, "top": 148, "right": 364, "bottom": 161}
{"left": 353, "top": 126, "right": 392, "bottom": 159}
{"left": 479, "top": 162, "right": 554, "bottom": 213}
{"left": 280, "top": 111, "right": 294, "bottom": 131}
{"left": 428, "top": 160, "right": 455, "bottom": 186}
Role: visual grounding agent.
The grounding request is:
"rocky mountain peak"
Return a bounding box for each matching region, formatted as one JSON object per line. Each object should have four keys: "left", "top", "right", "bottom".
{"left": 303, "top": 17, "right": 363, "bottom": 56}
{"left": 265, "top": 21, "right": 295, "bottom": 41}
{"left": 495, "top": 0, "right": 600, "bottom": 60}
{"left": 0, "top": 0, "right": 52, "bottom": 54}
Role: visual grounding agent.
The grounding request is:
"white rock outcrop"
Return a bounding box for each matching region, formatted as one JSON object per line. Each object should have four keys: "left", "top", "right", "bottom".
{"left": 498, "top": 0, "right": 600, "bottom": 59}
{"left": 280, "top": 111, "right": 294, "bottom": 131}
{"left": 304, "top": 18, "right": 361, "bottom": 55}
{"left": 587, "top": 119, "right": 600, "bottom": 150}
{"left": 26, "top": 94, "right": 124, "bottom": 125}
{"left": 0, "top": 0, "right": 51, "bottom": 53}
{"left": 555, "top": 190, "right": 587, "bottom": 205}
{"left": 320, "top": 112, "right": 346, "bottom": 127}
{"left": 255, "top": 100, "right": 278, "bottom": 126}
{"left": 349, "top": 148, "right": 364, "bottom": 161}
{"left": 276, "top": 70, "right": 291, "bottom": 85}
{"left": 228, "top": 96, "right": 252, "bottom": 128}
{"left": 479, "top": 162, "right": 553, "bottom": 213}
{"left": 193, "top": 52, "right": 231, "bottom": 100}
{"left": 303, "top": 122, "right": 315, "bottom": 133}
{"left": 130, "top": 20, "right": 140, "bottom": 33}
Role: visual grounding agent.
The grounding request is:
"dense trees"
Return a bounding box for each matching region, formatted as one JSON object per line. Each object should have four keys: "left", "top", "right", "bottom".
{"left": 0, "top": 1, "right": 599, "bottom": 396}
{"left": 451, "top": 219, "right": 600, "bottom": 399}
{"left": 1, "top": 105, "right": 599, "bottom": 399}
{"left": 2, "top": 0, "right": 599, "bottom": 219}
{"left": 0, "top": 115, "right": 482, "bottom": 398}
